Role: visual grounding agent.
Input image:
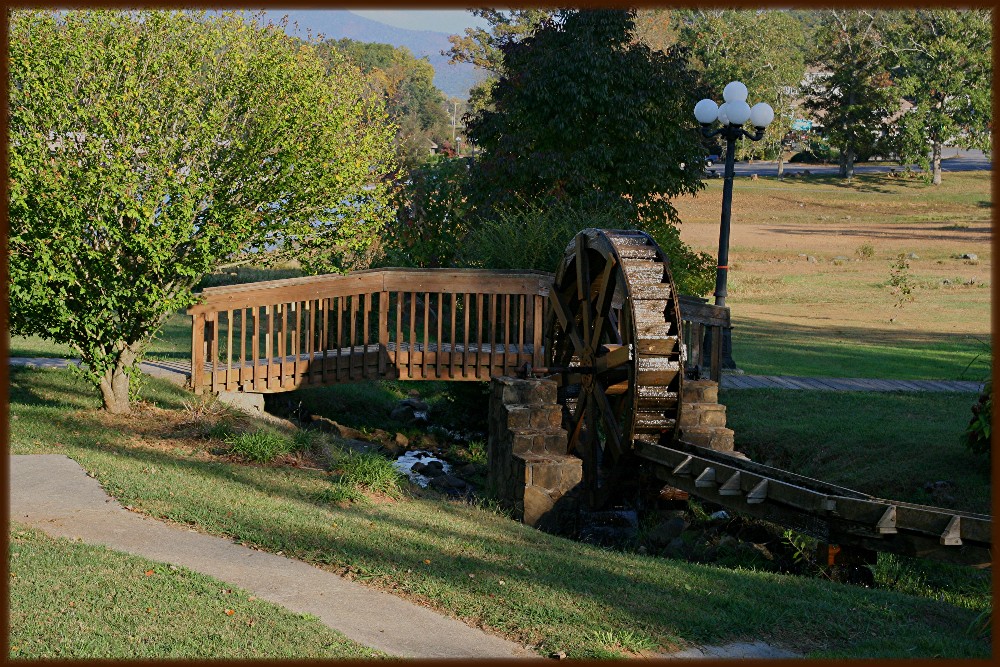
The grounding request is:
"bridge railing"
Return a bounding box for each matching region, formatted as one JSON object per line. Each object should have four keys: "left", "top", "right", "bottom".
{"left": 188, "top": 268, "right": 731, "bottom": 393}
{"left": 677, "top": 295, "right": 730, "bottom": 383}
{"left": 187, "top": 268, "right": 555, "bottom": 393}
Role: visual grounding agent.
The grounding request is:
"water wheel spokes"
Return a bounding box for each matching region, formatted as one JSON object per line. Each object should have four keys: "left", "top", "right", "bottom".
{"left": 544, "top": 229, "right": 684, "bottom": 509}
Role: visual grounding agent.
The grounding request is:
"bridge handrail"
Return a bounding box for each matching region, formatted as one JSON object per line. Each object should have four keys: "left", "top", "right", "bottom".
{"left": 189, "top": 268, "right": 555, "bottom": 314}
{"left": 187, "top": 268, "right": 731, "bottom": 390}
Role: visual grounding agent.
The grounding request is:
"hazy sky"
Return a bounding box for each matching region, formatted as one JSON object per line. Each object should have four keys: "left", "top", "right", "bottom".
{"left": 352, "top": 9, "right": 488, "bottom": 34}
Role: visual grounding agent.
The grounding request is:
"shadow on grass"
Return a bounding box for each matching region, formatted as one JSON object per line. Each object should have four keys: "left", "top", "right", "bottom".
{"left": 45, "top": 425, "right": 987, "bottom": 657}
{"left": 765, "top": 223, "right": 992, "bottom": 244}
{"left": 731, "top": 316, "right": 990, "bottom": 381}
{"left": 9, "top": 368, "right": 990, "bottom": 657}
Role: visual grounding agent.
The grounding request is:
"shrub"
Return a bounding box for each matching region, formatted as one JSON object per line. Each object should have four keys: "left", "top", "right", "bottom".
{"left": 888, "top": 253, "right": 916, "bottom": 307}
{"left": 856, "top": 243, "right": 876, "bottom": 260}
{"left": 383, "top": 157, "right": 471, "bottom": 268}
{"left": 225, "top": 429, "right": 293, "bottom": 463}
{"left": 960, "top": 380, "right": 992, "bottom": 459}
{"left": 460, "top": 194, "right": 715, "bottom": 296}
{"left": 333, "top": 451, "right": 404, "bottom": 497}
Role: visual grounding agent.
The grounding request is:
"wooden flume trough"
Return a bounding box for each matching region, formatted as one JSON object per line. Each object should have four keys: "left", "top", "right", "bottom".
{"left": 188, "top": 229, "right": 990, "bottom": 568}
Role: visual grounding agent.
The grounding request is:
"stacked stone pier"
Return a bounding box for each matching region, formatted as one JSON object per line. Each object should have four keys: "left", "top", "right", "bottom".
{"left": 487, "top": 377, "right": 582, "bottom": 529}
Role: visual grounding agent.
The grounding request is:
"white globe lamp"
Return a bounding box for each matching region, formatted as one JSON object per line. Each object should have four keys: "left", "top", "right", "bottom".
{"left": 694, "top": 98, "right": 719, "bottom": 124}
{"left": 750, "top": 102, "right": 775, "bottom": 129}
{"left": 722, "top": 81, "right": 748, "bottom": 104}
{"left": 716, "top": 103, "right": 730, "bottom": 126}
{"left": 727, "top": 101, "right": 752, "bottom": 126}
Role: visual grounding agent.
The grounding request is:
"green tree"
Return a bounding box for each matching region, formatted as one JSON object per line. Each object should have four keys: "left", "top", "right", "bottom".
{"left": 445, "top": 9, "right": 552, "bottom": 114}
{"left": 675, "top": 9, "right": 808, "bottom": 169}
{"left": 8, "top": 10, "right": 397, "bottom": 413}
{"left": 805, "top": 11, "right": 898, "bottom": 179}
{"left": 885, "top": 9, "right": 992, "bottom": 185}
{"left": 324, "top": 38, "right": 451, "bottom": 168}
{"left": 463, "top": 9, "right": 714, "bottom": 294}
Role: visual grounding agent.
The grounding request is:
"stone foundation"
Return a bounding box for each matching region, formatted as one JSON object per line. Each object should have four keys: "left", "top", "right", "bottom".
{"left": 487, "top": 377, "right": 581, "bottom": 529}
{"left": 678, "top": 380, "right": 738, "bottom": 455}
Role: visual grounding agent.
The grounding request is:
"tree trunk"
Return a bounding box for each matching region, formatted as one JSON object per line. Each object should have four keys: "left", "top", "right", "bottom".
{"left": 777, "top": 151, "right": 785, "bottom": 177}
{"left": 844, "top": 146, "right": 856, "bottom": 180}
{"left": 932, "top": 141, "right": 943, "bottom": 185}
{"left": 838, "top": 150, "right": 848, "bottom": 178}
{"left": 98, "top": 349, "right": 135, "bottom": 414}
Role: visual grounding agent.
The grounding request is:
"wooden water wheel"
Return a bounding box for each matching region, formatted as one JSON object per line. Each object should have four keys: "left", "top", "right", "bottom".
{"left": 543, "top": 229, "right": 684, "bottom": 508}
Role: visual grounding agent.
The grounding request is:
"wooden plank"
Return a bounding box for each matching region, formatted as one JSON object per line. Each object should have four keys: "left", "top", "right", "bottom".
{"left": 677, "top": 295, "right": 730, "bottom": 327}
{"left": 709, "top": 325, "right": 722, "bottom": 383}
{"left": 533, "top": 294, "right": 544, "bottom": 368}
{"left": 409, "top": 292, "right": 416, "bottom": 380}
{"left": 336, "top": 296, "right": 344, "bottom": 380}
{"left": 747, "top": 479, "right": 768, "bottom": 504}
{"left": 719, "top": 471, "right": 742, "bottom": 496}
{"left": 381, "top": 270, "right": 553, "bottom": 296}
{"left": 208, "top": 313, "right": 220, "bottom": 393}
{"left": 225, "top": 310, "right": 235, "bottom": 390}
{"left": 190, "top": 272, "right": 385, "bottom": 314}
{"left": 423, "top": 291, "right": 430, "bottom": 379}
{"left": 191, "top": 313, "right": 206, "bottom": 393}
{"left": 940, "top": 516, "right": 962, "bottom": 546}
{"left": 436, "top": 292, "right": 443, "bottom": 379}
{"left": 489, "top": 294, "right": 497, "bottom": 376}
{"left": 395, "top": 292, "right": 403, "bottom": 372}
{"left": 503, "top": 294, "right": 511, "bottom": 373}
{"left": 264, "top": 305, "right": 275, "bottom": 389}
{"left": 637, "top": 338, "right": 680, "bottom": 356}
{"left": 363, "top": 292, "right": 371, "bottom": 379}
{"left": 876, "top": 506, "right": 898, "bottom": 534}
{"left": 476, "top": 293, "right": 485, "bottom": 379}
{"left": 672, "top": 456, "right": 693, "bottom": 476}
{"left": 449, "top": 293, "right": 457, "bottom": 378}
{"left": 695, "top": 467, "right": 717, "bottom": 488}
{"left": 518, "top": 294, "right": 526, "bottom": 357}
{"left": 239, "top": 308, "right": 248, "bottom": 387}
{"left": 320, "top": 298, "right": 329, "bottom": 384}
{"left": 378, "top": 291, "right": 389, "bottom": 375}
{"left": 252, "top": 308, "right": 261, "bottom": 392}
{"left": 463, "top": 293, "right": 470, "bottom": 378}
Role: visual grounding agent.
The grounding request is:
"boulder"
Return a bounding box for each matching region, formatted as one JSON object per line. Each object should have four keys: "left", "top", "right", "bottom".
{"left": 310, "top": 416, "right": 367, "bottom": 441}
{"left": 646, "top": 517, "right": 688, "bottom": 547}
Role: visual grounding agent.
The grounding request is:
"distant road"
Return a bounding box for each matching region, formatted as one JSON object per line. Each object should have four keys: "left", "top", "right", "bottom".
{"left": 709, "top": 148, "right": 991, "bottom": 178}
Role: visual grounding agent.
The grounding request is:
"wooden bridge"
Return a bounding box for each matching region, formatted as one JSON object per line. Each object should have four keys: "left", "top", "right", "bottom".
{"left": 185, "top": 239, "right": 989, "bottom": 569}
{"left": 188, "top": 267, "right": 729, "bottom": 395}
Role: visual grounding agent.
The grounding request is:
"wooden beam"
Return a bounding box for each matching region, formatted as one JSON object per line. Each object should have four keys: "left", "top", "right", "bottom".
{"left": 719, "top": 471, "right": 742, "bottom": 496}
{"left": 940, "top": 516, "right": 962, "bottom": 546}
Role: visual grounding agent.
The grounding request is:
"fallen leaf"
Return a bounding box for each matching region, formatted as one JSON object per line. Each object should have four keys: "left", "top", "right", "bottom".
{"left": 144, "top": 569, "right": 155, "bottom": 576}
{"left": 247, "top": 596, "right": 257, "bottom": 602}
{"left": 423, "top": 559, "right": 431, "bottom": 564}
{"left": 225, "top": 609, "right": 235, "bottom": 616}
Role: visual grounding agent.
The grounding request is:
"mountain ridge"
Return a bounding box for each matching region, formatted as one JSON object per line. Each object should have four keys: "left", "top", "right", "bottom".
{"left": 261, "top": 9, "right": 486, "bottom": 99}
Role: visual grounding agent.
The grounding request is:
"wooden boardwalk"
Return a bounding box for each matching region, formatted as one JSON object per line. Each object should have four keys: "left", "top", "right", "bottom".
{"left": 720, "top": 373, "right": 984, "bottom": 393}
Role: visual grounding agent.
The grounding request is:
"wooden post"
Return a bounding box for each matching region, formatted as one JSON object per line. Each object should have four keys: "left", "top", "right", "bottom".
{"left": 378, "top": 290, "right": 389, "bottom": 375}
{"left": 191, "top": 312, "right": 206, "bottom": 393}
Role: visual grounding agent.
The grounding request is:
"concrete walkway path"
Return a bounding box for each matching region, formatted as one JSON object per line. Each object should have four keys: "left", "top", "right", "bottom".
{"left": 8, "top": 454, "right": 537, "bottom": 659}
{"left": 8, "top": 356, "right": 984, "bottom": 393}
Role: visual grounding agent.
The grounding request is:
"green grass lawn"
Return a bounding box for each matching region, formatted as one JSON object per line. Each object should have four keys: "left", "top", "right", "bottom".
{"left": 730, "top": 318, "right": 991, "bottom": 380}
{"left": 722, "top": 389, "right": 990, "bottom": 514}
{"left": 8, "top": 524, "right": 384, "bottom": 659}
{"left": 7, "top": 366, "right": 991, "bottom": 659}
{"left": 8, "top": 311, "right": 192, "bottom": 360}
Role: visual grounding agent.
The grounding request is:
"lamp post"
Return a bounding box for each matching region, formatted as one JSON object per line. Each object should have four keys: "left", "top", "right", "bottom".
{"left": 694, "top": 81, "right": 774, "bottom": 370}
